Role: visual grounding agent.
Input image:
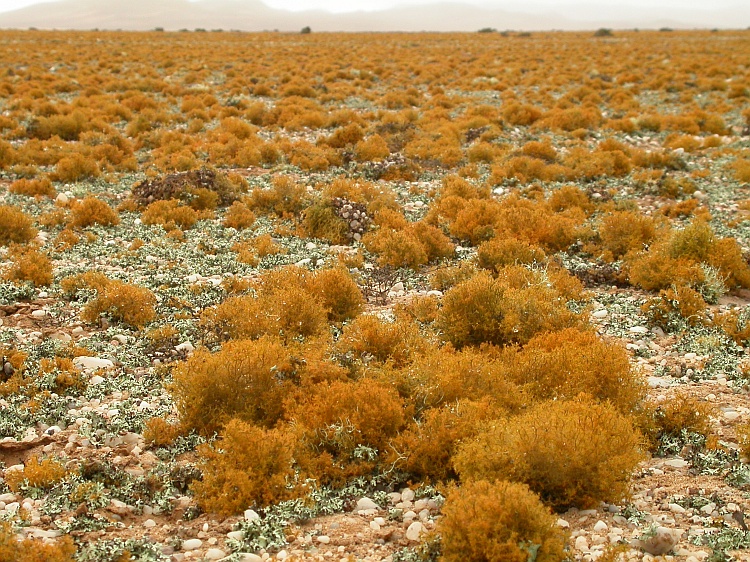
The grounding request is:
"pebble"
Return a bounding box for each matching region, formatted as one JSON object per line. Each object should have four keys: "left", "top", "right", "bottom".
{"left": 73, "top": 356, "right": 114, "bottom": 371}
{"left": 181, "top": 539, "right": 202, "bottom": 551}
{"left": 244, "top": 509, "right": 260, "bottom": 521}
{"left": 557, "top": 519, "right": 570, "bottom": 528}
{"left": 405, "top": 521, "right": 424, "bottom": 541}
{"left": 592, "top": 310, "right": 608, "bottom": 318}
{"left": 593, "top": 520, "right": 608, "bottom": 532}
{"left": 175, "top": 341, "right": 195, "bottom": 353}
{"left": 575, "top": 536, "right": 589, "bottom": 551}
{"left": 205, "top": 548, "right": 226, "bottom": 560}
{"left": 663, "top": 458, "right": 689, "bottom": 468}
{"left": 638, "top": 527, "right": 678, "bottom": 555}
{"left": 629, "top": 326, "right": 649, "bottom": 334}
{"left": 144, "top": 519, "right": 157, "bottom": 528}
{"left": 355, "top": 497, "right": 379, "bottom": 511}
{"left": 317, "top": 535, "right": 331, "bottom": 544}
{"left": 239, "top": 555, "right": 263, "bottom": 562}
{"left": 401, "top": 488, "right": 415, "bottom": 502}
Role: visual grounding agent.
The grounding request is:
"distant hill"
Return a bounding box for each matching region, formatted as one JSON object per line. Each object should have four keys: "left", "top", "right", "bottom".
{"left": 0, "top": 0, "right": 747, "bottom": 32}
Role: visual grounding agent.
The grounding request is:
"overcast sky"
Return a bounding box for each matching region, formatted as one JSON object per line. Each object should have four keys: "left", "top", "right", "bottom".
{"left": 0, "top": 0, "right": 744, "bottom": 13}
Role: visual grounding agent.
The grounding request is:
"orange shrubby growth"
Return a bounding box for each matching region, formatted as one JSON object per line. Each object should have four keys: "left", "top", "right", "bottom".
{"left": 440, "top": 480, "right": 567, "bottom": 562}
{"left": 0, "top": 521, "right": 76, "bottom": 562}
{"left": 9, "top": 176, "right": 56, "bottom": 198}
{"left": 455, "top": 397, "right": 645, "bottom": 509}
{"left": 192, "top": 419, "right": 300, "bottom": 515}
{"left": 171, "top": 336, "right": 296, "bottom": 435}
{"left": 437, "top": 267, "right": 583, "bottom": 348}
{"left": 69, "top": 196, "right": 120, "bottom": 228}
{"left": 0, "top": 204, "right": 37, "bottom": 245}
{"left": 202, "top": 266, "right": 362, "bottom": 341}
{"left": 61, "top": 271, "right": 156, "bottom": 328}
{"left": 141, "top": 199, "right": 198, "bottom": 230}
{"left": 4, "top": 244, "right": 53, "bottom": 287}
{"left": 4, "top": 456, "right": 68, "bottom": 492}
{"left": 626, "top": 220, "right": 750, "bottom": 291}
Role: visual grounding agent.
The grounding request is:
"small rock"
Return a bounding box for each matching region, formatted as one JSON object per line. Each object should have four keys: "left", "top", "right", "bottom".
{"left": 244, "top": 509, "right": 260, "bottom": 521}
{"left": 317, "top": 535, "right": 330, "bottom": 544}
{"left": 175, "top": 341, "right": 195, "bottom": 353}
{"left": 276, "top": 550, "right": 288, "bottom": 560}
{"left": 405, "top": 521, "right": 424, "bottom": 541}
{"left": 356, "top": 497, "right": 379, "bottom": 511}
{"left": 637, "top": 527, "right": 678, "bottom": 555}
{"left": 90, "top": 375, "right": 105, "bottom": 386}
{"left": 227, "top": 531, "right": 244, "bottom": 541}
{"left": 239, "top": 555, "right": 263, "bottom": 562}
{"left": 31, "top": 309, "right": 46, "bottom": 318}
{"left": 593, "top": 520, "right": 608, "bottom": 532}
{"left": 663, "top": 458, "right": 689, "bottom": 469}
{"left": 205, "top": 548, "right": 226, "bottom": 560}
{"left": 592, "top": 310, "right": 608, "bottom": 318}
{"left": 391, "top": 282, "right": 405, "bottom": 293}
{"left": 575, "top": 536, "right": 589, "bottom": 551}
{"left": 181, "top": 538, "right": 202, "bottom": 551}
{"left": 629, "top": 326, "right": 648, "bottom": 335}
{"left": 73, "top": 356, "right": 114, "bottom": 371}
{"left": 668, "top": 503, "right": 686, "bottom": 514}
{"left": 556, "top": 519, "right": 570, "bottom": 528}
{"left": 144, "top": 519, "right": 157, "bottom": 528}
{"left": 401, "top": 488, "right": 415, "bottom": 502}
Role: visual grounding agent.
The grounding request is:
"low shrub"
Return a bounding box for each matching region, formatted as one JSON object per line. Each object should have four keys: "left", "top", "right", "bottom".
{"left": 4, "top": 455, "right": 68, "bottom": 492}
{"left": 0, "top": 205, "right": 37, "bottom": 246}
{"left": 0, "top": 521, "right": 76, "bottom": 562}
{"left": 597, "top": 210, "right": 658, "bottom": 260}
{"left": 9, "top": 177, "right": 56, "bottom": 198}
{"left": 4, "top": 244, "right": 53, "bottom": 287}
{"left": 650, "top": 392, "right": 713, "bottom": 443}
{"left": 336, "top": 314, "right": 426, "bottom": 367}
{"left": 476, "top": 237, "right": 546, "bottom": 271}
{"left": 502, "top": 328, "right": 645, "bottom": 414}
{"left": 141, "top": 199, "right": 198, "bottom": 230}
{"left": 306, "top": 267, "right": 363, "bottom": 323}
{"left": 437, "top": 269, "right": 581, "bottom": 348}
{"left": 69, "top": 196, "right": 120, "bottom": 228}
{"left": 223, "top": 200, "right": 256, "bottom": 230}
{"left": 289, "top": 378, "right": 406, "bottom": 484}
{"left": 192, "top": 419, "right": 300, "bottom": 516}
{"left": 170, "top": 336, "right": 296, "bottom": 435}
{"left": 454, "top": 397, "right": 645, "bottom": 509}
{"left": 52, "top": 153, "right": 100, "bottom": 182}
{"left": 440, "top": 480, "right": 567, "bottom": 562}
{"left": 80, "top": 279, "right": 157, "bottom": 328}
{"left": 389, "top": 399, "right": 499, "bottom": 481}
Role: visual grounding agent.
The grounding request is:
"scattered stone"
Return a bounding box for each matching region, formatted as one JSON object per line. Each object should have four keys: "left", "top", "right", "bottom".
{"left": 181, "top": 538, "right": 202, "bottom": 551}
{"left": 637, "top": 527, "right": 678, "bottom": 555}
{"left": 355, "top": 497, "right": 379, "bottom": 511}
{"left": 73, "top": 356, "right": 114, "bottom": 371}
{"left": 405, "top": 521, "right": 424, "bottom": 541}
{"left": 205, "top": 548, "right": 226, "bottom": 560}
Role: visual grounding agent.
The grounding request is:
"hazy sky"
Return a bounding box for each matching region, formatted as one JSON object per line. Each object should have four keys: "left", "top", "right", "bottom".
{"left": 0, "top": 0, "right": 743, "bottom": 13}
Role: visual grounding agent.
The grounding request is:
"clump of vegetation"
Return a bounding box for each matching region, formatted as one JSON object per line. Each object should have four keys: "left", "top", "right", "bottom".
{"left": 9, "top": 176, "right": 56, "bottom": 198}
{"left": 192, "top": 419, "right": 300, "bottom": 516}
{"left": 454, "top": 397, "right": 644, "bottom": 509}
{"left": 170, "top": 336, "right": 296, "bottom": 435}
{"left": 141, "top": 199, "right": 198, "bottom": 230}
{"left": 69, "top": 196, "right": 120, "bottom": 228}
{"left": 3, "top": 244, "right": 53, "bottom": 287}
{"left": 436, "top": 268, "right": 582, "bottom": 348}
{"left": 4, "top": 455, "right": 68, "bottom": 492}
{"left": 0, "top": 521, "right": 76, "bottom": 562}
{"left": 502, "top": 327, "right": 644, "bottom": 413}
{"left": 440, "top": 479, "right": 568, "bottom": 562}
{"left": 61, "top": 272, "right": 157, "bottom": 328}
{"left": 0, "top": 205, "right": 37, "bottom": 246}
